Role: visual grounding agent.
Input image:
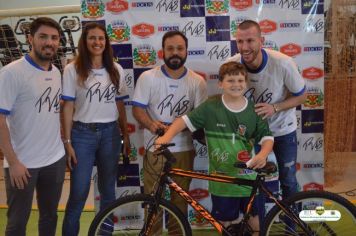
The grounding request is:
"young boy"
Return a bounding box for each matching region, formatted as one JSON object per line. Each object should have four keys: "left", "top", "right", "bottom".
{"left": 155, "top": 61, "right": 274, "bottom": 235}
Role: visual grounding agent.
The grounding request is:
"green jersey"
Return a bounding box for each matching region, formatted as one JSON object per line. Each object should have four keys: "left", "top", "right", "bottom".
{"left": 184, "top": 95, "right": 272, "bottom": 197}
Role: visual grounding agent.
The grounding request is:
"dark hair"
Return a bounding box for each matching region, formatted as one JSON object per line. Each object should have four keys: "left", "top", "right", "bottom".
{"left": 162, "top": 31, "right": 188, "bottom": 49}
{"left": 237, "top": 20, "right": 261, "bottom": 36}
{"left": 75, "top": 22, "right": 120, "bottom": 90}
{"left": 219, "top": 62, "right": 248, "bottom": 82}
{"left": 30, "top": 17, "right": 61, "bottom": 36}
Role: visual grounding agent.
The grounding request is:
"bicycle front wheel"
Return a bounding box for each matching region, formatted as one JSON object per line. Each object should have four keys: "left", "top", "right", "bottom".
{"left": 88, "top": 194, "right": 192, "bottom": 236}
{"left": 263, "top": 190, "right": 356, "bottom": 236}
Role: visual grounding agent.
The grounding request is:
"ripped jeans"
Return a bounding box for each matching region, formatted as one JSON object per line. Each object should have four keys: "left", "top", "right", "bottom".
{"left": 274, "top": 130, "right": 298, "bottom": 200}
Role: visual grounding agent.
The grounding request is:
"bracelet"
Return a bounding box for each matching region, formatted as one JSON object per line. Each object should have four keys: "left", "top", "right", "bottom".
{"left": 63, "top": 139, "right": 71, "bottom": 144}
{"left": 272, "top": 104, "right": 280, "bottom": 113}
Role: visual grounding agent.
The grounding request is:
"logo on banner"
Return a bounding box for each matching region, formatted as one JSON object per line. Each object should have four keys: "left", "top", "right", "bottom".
{"left": 303, "top": 182, "right": 323, "bottom": 191}
{"left": 107, "top": 20, "right": 130, "bottom": 43}
{"left": 302, "top": 67, "right": 324, "bottom": 80}
{"left": 132, "top": 23, "right": 155, "bottom": 38}
{"left": 301, "top": 0, "right": 324, "bottom": 14}
{"left": 263, "top": 40, "right": 279, "bottom": 51}
{"left": 206, "top": 0, "right": 229, "bottom": 14}
{"left": 303, "top": 162, "right": 324, "bottom": 169}
{"left": 259, "top": 20, "right": 277, "bottom": 34}
{"left": 112, "top": 44, "right": 133, "bottom": 69}
{"left": 255, "top": 0, "right": 276, "bottom": 6}
{"left": 194, "top": 71, "right": 207, "bottom": 80}
{"left": 207, "top": 44, "right": 230, "bottom": 61}
{"left": 127, "top": 123, "right": 136, "bottom": 134}
{"left": 231, "top": 0, "right": 253, "bottom": 10}
{"left": 180, "top": 0, "right": 205, "bottom": 17}
{"left": 305, "top": 87, "right": 324, "bottom": 108}
{"left": 302, "top": 136, "right": 323, "bottom": 151}
{"left": 81, "top": 0, "right": 105, "bottom": 18}
{"left": 280, "top": 43, "right": 301, "bottom": 57}
{"left": 230, "top": 16, "right": 250, "bottom": 37}
{"left": 210, "top": 74, "right": 219, "bottom": 80}
{"left": 133, "top": 44, "right": 156, "bottom": 67}
{"left": 124, "top": 73, "right": 134, "bottom": 89}
{"left": 301, "top": 109, "right": 323, "bottom": 133}
{"left": 278, "top": 0, "right": 300, "bottom": 10}
{"left": 303, "top": 18, "right": 324, "bottom": 33}
{"left": 188, "top": 48, "right": 205, "bottom": 59}
{"left": 303, "top": 45, "right": 323, "bottom": 54}
{"left": 188, "top": 188, "right": 209, "bottom": 200}
{"left": 206, "top": 16, "right": 230, "bottom": 41}
{"left": 131, "top": 1, "right": 154, "bottom": 9}
{"left": 155, "top": 0, "right": 179, "bottom": 13}
{"left": 106, "top": 0, "right": 129, "bottom": 14}
{"left": 279, "top": 21, "right": 301, "bottom": 31}
{"left": 182, "top": 21, "right": 205, "bottom": 37}
{"left": 157, "top": 24, "right": 180, "bottom": 32}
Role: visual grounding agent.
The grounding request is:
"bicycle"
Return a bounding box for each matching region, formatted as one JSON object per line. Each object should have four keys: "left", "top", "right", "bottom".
{"left": 88, "top": 131, "right": 356, "bottom": 236}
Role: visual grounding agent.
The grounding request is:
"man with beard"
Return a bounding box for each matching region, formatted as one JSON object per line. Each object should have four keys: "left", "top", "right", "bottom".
{"left": 0, "top": 17, "right": 65, "bottom": 236}
{"left": 132, "top": 30, "right": 207, "bottom": 232}
{"left": 227, "top": 20, "right": 306, "bottom": 203}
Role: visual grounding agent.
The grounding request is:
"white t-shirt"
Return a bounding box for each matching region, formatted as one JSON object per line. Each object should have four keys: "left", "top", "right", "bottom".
{"left": 227, "top": 49, "right": 306, "bottom": 137}
{"left": 0, "top": 55, "right": 65, "bottom": 168}
{"left": 132, "top": 66, "right": 208, "bottom": 152}
{"left": 62, "top": 62, "right": 129, "bottom": 123}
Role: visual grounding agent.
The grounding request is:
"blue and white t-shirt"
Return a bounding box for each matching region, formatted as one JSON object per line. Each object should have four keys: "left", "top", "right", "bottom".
{"left": 61, "top": 62, "right": 129, "bottom": 123}
{"left": 132, "top": 65, "right": 208, "bottom": 152}
{"left": 0, "top": 55, "right": 65, "bottom": 168}
{"left": 227, "top": 49, "right": 306, "bottom": 137}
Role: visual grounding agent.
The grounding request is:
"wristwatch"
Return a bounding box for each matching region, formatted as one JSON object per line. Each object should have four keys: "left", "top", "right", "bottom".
{"left": 273, "top": 104, "right": 280, "bottom": 113}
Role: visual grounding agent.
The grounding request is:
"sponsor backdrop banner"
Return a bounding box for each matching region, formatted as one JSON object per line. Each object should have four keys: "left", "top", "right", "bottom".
{"left": 82, "top": 0, "right": 324, "bottom": 228}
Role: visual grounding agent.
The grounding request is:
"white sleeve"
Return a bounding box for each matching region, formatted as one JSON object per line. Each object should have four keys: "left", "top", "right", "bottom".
{"left": 132, "top": 71, "right": 152, "bottom": 108}
{"left": 116, "top": 63, "right": 129, "bottom": 100}
{"left": 0, "top": 68, "right": 20, "bottom": 114}
{"left": 283, "top": 58, "right": 306, "bottom": 96}
{"left": 61, "top": 63, "right": 77, "bottom": 101}
{"left": 194, "top": 76, "right": 208, "bottom": 108}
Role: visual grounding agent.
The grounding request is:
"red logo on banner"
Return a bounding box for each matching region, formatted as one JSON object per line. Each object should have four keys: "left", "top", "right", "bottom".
{"left": 139, "top": 147, "right": 145, "bottom": 156}
{"left": 189, "top": 188, "right": 209, "bottom": 201}
{"left": 302, "top": 67, "right": 324, "bottom": 80}
{"left": 296, "top": 162, "right": 301, "bottom": 171}
{"left": 158, "top": 49, "right": 163, "bottom": 60}
{"left": 230, "top": 0, "right": 253, "bottom": 10}
{"left": 259, "top": 20, "right": 277, "bottom": 34}
{"left": 106, "top": 0, "right": 129, "bottom": 13}
{"left": 127, "top": 123, "right": 136, "bottom": 134}
{"left": 237, "top": 150, "right": 250, "bottom": 162}
{"left": 303, "top": 182, "right": 323, "bottom": 191}
{"left": 280, "top": 43, "right": 301, "bottom": 57}
{"left": 132, "top": 23, "right": 155, "bottom": 38}
{"left": 194, "top": 71, "right": 207, "bottom": 80}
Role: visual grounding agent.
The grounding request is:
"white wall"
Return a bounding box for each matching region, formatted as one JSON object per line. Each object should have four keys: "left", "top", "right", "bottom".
{"left": 0, "top": 0, "right": 76, "bottom": 10}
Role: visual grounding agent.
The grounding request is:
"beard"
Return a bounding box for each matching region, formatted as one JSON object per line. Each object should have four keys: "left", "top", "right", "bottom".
{"left": 32, "top": 45, "right": 57, "bottom": 61}
{"left": 164, "top": 54, "right": 187, "bottom": 70}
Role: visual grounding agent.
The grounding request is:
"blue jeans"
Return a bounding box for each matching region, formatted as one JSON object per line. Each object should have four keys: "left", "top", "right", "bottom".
{"left": 274, "top": 131, "right": 298, "bottom": 200}
{"left": 62, "top": 121, "right": 121, "bottom": 236}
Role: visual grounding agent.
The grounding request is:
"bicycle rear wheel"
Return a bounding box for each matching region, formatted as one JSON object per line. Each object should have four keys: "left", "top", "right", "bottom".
{"left": 88, "top": 194, "right": 192, "bottom": 236}
{"left": 263, "top": 190, "right": 356, "bottom": 236}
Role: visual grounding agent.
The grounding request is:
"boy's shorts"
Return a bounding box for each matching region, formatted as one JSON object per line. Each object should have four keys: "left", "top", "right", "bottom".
{"left": 211, "top": 194, "right": 264, "bottom": 221}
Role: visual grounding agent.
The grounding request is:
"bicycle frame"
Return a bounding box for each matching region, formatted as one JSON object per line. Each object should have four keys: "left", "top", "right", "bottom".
{"left": 147, "top": 165, "right": 311, "bottom": 235}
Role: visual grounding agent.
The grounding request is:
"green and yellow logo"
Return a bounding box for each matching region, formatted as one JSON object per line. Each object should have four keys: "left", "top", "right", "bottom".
{"left": 206, "top": 0, "right": 229, "bottom": 14}
{"left": 133, "top": 44, "right": 156, "bottom": 67}
{"left": 81, "top": 0, "right": 105, "bottom": 19}
{"left": 315, "top": 206, "right": 325, "bottom": 215}
{"left": 107, "top": 20, "right": 130, "bottom": 43}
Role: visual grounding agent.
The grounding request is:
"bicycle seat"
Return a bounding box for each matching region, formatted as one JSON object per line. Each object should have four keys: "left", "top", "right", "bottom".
{"left": 234, "top": 161, "right": 277, "bottom": 174}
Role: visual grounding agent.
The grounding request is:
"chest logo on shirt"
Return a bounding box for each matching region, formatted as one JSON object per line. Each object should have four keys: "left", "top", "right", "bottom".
{"left": 86, "top": 82, "right": 116, "bottom": 103}
{"left": 244, "top": 87, "right": 273, "bottom": 104}
{"left": 35, "top": 87, "right": 61, "bottom": 113}
{"left": 237, "top": 124, "right": 247, "bottom": 136}
{"left": 157, "top": 94, "right": 190, "bottom": 116}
